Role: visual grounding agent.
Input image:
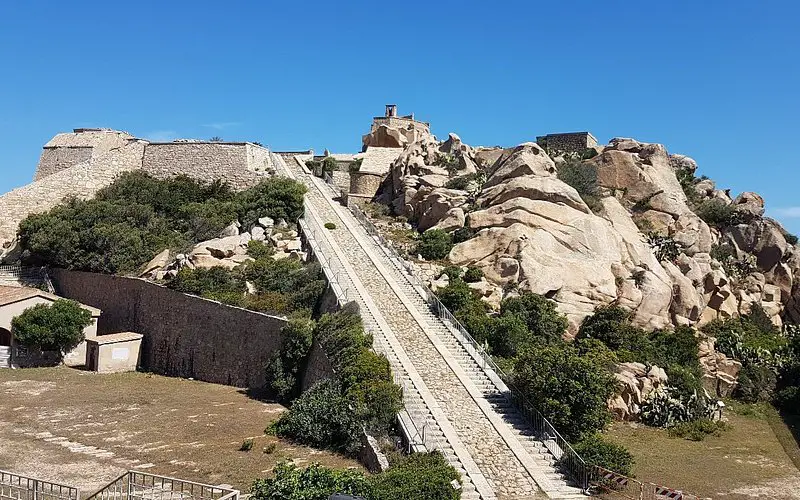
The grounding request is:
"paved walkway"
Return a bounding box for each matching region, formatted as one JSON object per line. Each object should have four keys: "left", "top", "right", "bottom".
{"left": 279, "top": 156, "right": 585, "bottom": 499}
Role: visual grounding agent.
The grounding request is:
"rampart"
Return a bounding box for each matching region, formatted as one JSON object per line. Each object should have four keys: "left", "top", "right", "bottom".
{"left": 0, "top": 141, "right": 147, "bottom": 247}
{"left": 535, "top": 132, "right": 598, "bottom": 153}
{"left": 50, "top": 269, "right": 288, "bottom": 388}
{"left": 142, "top": 142, "right": 273, "bottom": 190}
{"left": 34, "top": 129, "right": 135, "bottom": 180}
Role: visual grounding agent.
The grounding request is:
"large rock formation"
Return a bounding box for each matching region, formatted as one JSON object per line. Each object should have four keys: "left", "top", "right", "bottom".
{"left": 380, "top": 132, "right": 799, "bottom": 333}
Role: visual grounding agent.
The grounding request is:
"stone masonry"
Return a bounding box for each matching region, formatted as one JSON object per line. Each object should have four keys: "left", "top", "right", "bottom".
{"left": 0, "top": 129, "right": 279, "bottom": 254}
{"left": 535, "top": 132, "right": 598, "bottom": 153}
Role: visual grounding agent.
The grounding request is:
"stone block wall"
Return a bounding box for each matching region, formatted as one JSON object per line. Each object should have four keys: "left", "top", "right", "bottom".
{"left": 349, "top": 171, "right": 384, "bottom": 198}
{"left": 536, "top": 132, "right": 598, "bottom": 153}
{"left": 142, "top": 142, "right": 270, "bottom": 190}
{"left": 51, "top": 269, "right": 288, "bottom": 388}
{"left": 34, "top": 147, "right": 93, "bottom": 180}
{"left": 0, "top": 141, "right": 147, "bottom": 247}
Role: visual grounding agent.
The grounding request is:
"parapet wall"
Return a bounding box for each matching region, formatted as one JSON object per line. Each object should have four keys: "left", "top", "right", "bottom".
{"left": 0, "top": 141, "right": 147, "bottom": 247}
{"left": 34, "top": 147, "right": 93, "bottom": 180}
{"left": 35, "top": 129, "right": 135, "bottom": 180}
{"left": 536, "top": 132, "right": 598, "bottom": 153}
{"left": 51, "top": 269, "right": 288, "bottom": 388}
{"left": 142, "top": 142, "right": 271, "bottom": 190}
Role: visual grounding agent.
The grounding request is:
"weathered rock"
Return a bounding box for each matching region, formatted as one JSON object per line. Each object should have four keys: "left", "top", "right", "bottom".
{"left": 258, "top": 216, "right": 275, "bottom": 228}
{"left": 140, "top": 249, "right": 171, "bottom": 277}
{"left": 483, "top": 143, "right": 556, "bottom": 189}
{"left": 669, "top": 154, "right": 698, "bottom": 174}
{"left": 431, "top": 208, "right": 466, "bottom": 232}
{"left": 727, "top": 218, "right": 788, "bottom": 272}
{"left": 417, "top": 189, "right": 468, "bottom": 231}
{"left": 733, "top": 192, "right": 765, "bottom": 218}
{"left": 190, "top": 254, "right": 239, "bottom": 270}
{"left": 219, "top": 221, "right": 240, "bottom": 237}
{"left": 191, "top": 235, "right": 246, "bottom": 259}
{"left": 698, "top": 336, "right": 742, "bottom": 398}
{"left": 251, "top": 226, "right": 266, "bottom": 241}
{"left": 477, "top": 176, "right": 590, "bottom": 214}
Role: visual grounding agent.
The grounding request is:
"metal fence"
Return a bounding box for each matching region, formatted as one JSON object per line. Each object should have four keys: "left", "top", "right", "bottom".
{"left": 0, "top": 265, "right": 54, "bottom": 292}
{"left": 84, "top": 471, "right": 238, "bottom": 500}
{"left": 587, "top": 466, "right": 705, "bottom": 500}
{"left": 345, "top": 200, "right": 590, "bottom": 491}
{"left": 0, "top": 471, "right": 79, "bottom": 500}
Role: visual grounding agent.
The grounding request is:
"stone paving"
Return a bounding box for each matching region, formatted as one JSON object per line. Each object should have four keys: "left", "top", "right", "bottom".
{"left": 283, "top": 158, "right": 541, "bottom": 499}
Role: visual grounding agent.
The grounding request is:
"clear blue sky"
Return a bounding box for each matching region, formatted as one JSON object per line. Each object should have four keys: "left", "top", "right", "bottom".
{"left": 1, "top": 1, "right": 799, "bottom": 231}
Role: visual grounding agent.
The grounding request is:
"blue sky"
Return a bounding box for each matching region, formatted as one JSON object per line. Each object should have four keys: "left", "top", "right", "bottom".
{"left": 1, "top": 1, "right": 799, "bottom": 231}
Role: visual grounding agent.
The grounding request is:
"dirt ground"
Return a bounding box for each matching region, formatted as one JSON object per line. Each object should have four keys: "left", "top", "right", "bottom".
{"left": 606, "top": 405, "right": 800, "bottom": 500}
{"left": 0, "top": 367, "right": 360, "bottom": 495}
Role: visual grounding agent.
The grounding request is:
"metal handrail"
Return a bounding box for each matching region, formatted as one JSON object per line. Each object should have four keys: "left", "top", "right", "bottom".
{"left": 0, "top": 470, "right": 80, "bottom": 500}
{"left": 298, "top": 199, "right": 434, "bottom": 455}
{"left": 347, "top": 201, "right": 589, "bottom": 491}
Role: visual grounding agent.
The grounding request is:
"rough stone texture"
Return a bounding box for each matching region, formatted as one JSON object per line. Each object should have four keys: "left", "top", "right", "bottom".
{"left": 35, "top": 129, "right": 135, "bottom": 180}
{"left": 535, "top": 132, "right": 598, "bottom": 154}
{"left": 362, "top": 113, "right": 432, "bottom": 151}
{"left": 699, "top": 337, "right": 742, "bottom": 398}
{"left": 142, "top": 142, "right": 272, "bottom": 190}
{"left": 51, "top": 269, "right": 288, "bottom": 388}
{"left": 610, "top": 362, "right": 668, "bottom": 421}
{"left": 0, "top": 140, "right": 147, "bottom": 248}
{"left": 301, "top": 340, "right": 335, "bottom": 392}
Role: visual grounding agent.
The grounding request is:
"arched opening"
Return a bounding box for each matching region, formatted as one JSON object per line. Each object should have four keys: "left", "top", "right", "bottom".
{"left": 0, "top": 328, "right": 11, "bottom": 347}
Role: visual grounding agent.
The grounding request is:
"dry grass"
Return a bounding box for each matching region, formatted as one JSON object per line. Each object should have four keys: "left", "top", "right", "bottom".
{"left": 605, "top": 405, "right": 800, "bottom": 499}
{"left": 0, "top": 367, "right": 361, "bottom": 494}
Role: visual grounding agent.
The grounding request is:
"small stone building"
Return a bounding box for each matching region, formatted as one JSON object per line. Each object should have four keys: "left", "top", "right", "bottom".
{"left": 86, "top": 332, "right": 143, "bottom": 373}
{"left": 0, "top": 286, "right": 101, "bottom": 368}
{"left": 535, "top": 132, "right": 598, "bottom": 154}
{"left": 348, "top": 147, "right": 403, "bottom": 205}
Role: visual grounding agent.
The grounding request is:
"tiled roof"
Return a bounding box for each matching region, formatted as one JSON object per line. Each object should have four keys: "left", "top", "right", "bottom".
{"left": 0, "top": 286, "right": 101, "bottom": 315}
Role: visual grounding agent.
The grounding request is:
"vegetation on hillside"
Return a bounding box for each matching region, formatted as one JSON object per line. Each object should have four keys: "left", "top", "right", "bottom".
{"left": 17, "top": 172, "right": 306, "bottom": 274}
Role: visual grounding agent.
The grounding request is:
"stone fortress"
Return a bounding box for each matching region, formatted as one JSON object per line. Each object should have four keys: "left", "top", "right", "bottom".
{"left": 0, "top": 128, "right": 279, "bottom": 257}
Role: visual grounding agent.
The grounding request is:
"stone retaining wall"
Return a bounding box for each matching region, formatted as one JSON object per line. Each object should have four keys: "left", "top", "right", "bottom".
{"left": 34, "top": 147, "right": 93, "bottom": 180}
{"left": 50, "top": 269, "right": 288, "bottom": 388}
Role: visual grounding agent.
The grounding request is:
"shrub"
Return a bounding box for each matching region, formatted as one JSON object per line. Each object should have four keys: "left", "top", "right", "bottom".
{"left": 703, "top": 308, "right": 788, "bottom": 368}
{"left": 487, "top": 314, "right": 531, "bottom": 358}
{"left": 444, "top": 173, "right": 477, "bottom": 191}
{"left": 568, "top": 434, "right": 634, "bottom": 476}
{"left": 667, "top": 419, "right": 728, "bottom": 441}
{"left": 11, "top": 300, "right": 92, "bottom": 356}
{"left": 370, "top": 452, "right": 461, "bottom": 500}
{"left": 500, "top": 292, "right": 568, "bottom": 344}
{"left": 270, "top": 379, "right": 362, "bottom": 454}
{"left": 735, "top": 364, "right": 777, "bottom": 403}
{"left": 512, "top": 343, "right": 616, "bottom": 442}
{"left": 321, "top": 156, "right": 338, "bottom": 174}
{"left": 416, "top": 230, "right": 453, "bottom": 261}
{"left": 451, "top": 226, "right": 475, "bottom": 244}
{"left": 247, "top": 240, "right": 275, "bottom": 259}
{"left": 785, "top": 233, "right": 799, "bottom": 245}
{"left": 557, "top": 158, "right": 601, "bottom": 212}
{"left": 639, "top": 388, "right": 716, "bottom": 427}
{"left": 349, "top": 158, "right": 363, "bottom": 173}
{"left": 240, "top": 438, "right": 254, "bottom": 451}
{"left": 646, "top": 232, "right": 681, "bottom": 262}
{"left": 169, "top": 267, "right": 246, "bottom": 298}
{"left": 437, "top": 280, "right": 478, "bottom": 313}
{"left": 435, "top": 153, "right": 462, "bottom": 174}
{"left": 17, "top": 173, "right": 306, "bottom": 273}
{"left": 251, "top": 462, "right": 373, "bottom": 500}
{"left": 263, "top": 442, "right": 278, "bottom": 454}
{"left": 463, "top": 267, "right": 484, "bottom": 283}
{"left": 577, "top": 305, "right": 649, "bottom": 358}
{"left": 438, "top": 266, "right": 463, "bottom": 281}
{"left": 324, "top": 222, "right": 336, "bottom": 230}
{"left": 695, "top": 199, "right": 751, "bottom": 229}
{"left": 264, "top": 317, "right": 314, "bottom": 401}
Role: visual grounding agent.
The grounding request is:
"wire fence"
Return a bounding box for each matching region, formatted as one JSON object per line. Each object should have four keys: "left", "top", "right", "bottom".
{"left": 0, "top": 471, "right": 79, "bottom": 500}
{"left": 84, "top": 471, "right": 238, "bottom": 500}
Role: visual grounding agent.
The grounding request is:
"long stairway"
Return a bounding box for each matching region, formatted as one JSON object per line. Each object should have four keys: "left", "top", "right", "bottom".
{"left": 279, "top": 155, "right": 586, "bottom": 499}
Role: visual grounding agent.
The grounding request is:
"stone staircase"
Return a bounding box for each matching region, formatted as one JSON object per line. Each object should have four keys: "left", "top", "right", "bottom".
{"left": 281, "top": 155, "right": 587, "bottom": 499}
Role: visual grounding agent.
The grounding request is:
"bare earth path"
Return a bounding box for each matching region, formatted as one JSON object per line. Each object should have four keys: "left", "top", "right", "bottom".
{"left": 0, "top": 367, "right": 360, "bottom": 494}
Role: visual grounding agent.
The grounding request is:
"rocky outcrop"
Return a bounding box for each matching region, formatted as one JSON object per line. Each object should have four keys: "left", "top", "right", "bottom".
{"left": 698, "top": 337, "right": 742, "bottom": 398}
{"left": 609, "top": 362, "right": 668, "bottom": 421}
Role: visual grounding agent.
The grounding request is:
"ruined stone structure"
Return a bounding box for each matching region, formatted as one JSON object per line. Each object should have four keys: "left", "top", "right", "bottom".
{"left": 362, "top": 105, "right": 431, "bottom": 151}
{"left": 0, "top": 129, "right": 280, "bottom": 257}
{"left": 536, "top": 131, "right": 598, "bottom": 153}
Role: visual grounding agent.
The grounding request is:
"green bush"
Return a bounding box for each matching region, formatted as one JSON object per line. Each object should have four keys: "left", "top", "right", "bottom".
{"left": 370, "top": 452, "right": 461, "bottom": 500}
{"left": 416, "top": 230, "right": 453, "bottom": 261}
{"left": 437, "top": 279, "right": 478, "bottom": 313}
{"left": 451, "top": 227, "right": 475, "bottom": 244}
{"left": 511, "top": 343, "right": 616, "bottom": 442}
{"left": 11, "top": 300, "right": 93, "bottom": 356}
{"left": 270, "top": 379, "right": 362, "bottom": 454}
{"left": 240, "top": 438, "right": 254, "bottom": 451}
{"left": 438, "top": 266, "right": 463, "bottom": 281}
{"left": 247, "top": 240, "right": 275, "bottom": 259}
{"left": 640, "top": 388, "right": 716, "bottom": 428}
{"left": 486, "top": 314, "right": 531, "bottom": 358}
{"left": 556, "top": 158, "right": 602, "bottom": 212}
{"left": 702, "top": 307, "right": 788, "bottom": 368}
{"left": 444, "top": 173, "right": 477, "bottom": 191}
{"left": 463, "top": 267, "right": 484, "bottom": 283}
{"left": 735, "top": 364, "right": 777, "bottom": 403}
{"left": 17, "top": 173, "right": 306, "bottom": 274}
{"left": 694, "top": 199, "right": 751, "bottom": 229}
{"left": 321, "top": 156, "right": 338, "bottom": 174}
{"left": 324, "top": 222, "right": 336, "bottom": 230}
{"left": 646, "top": 232, "right": 681, "bottom": 262}
{"left": 264, "top": 317, "right": 314, "bottom": 401}
{"left": 251, "top": 462, "right": 373, "bottom": 500}
{"left": 667, "top": 419, "right": 728, "bottom": 441}
{"left": 500, "top": 292, "right": 568, "bottom": 344}
{"left": 568, "top": 433, "right": 634, "bottom": 476}
{"left": 169, "top": 267, "right": 246, "bottom": 298}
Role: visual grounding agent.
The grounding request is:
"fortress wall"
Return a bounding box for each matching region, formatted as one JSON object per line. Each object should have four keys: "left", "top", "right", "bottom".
{"left": 247, "top": 144, "right": 273, "bottom": 173}
{"left": 34, "top": 147, "right": 93, "bottom": 180}
{"left": 51, "top": 269, "right": 289, "bottom": 388}
{"left": 0, "top": 141, "right": 146, "bottom": 246}
{"left": 142, "top": 143, "right": 268, "bottom": 190}
{"left": 35, "top": 131, "right": 135, "bottom": 180}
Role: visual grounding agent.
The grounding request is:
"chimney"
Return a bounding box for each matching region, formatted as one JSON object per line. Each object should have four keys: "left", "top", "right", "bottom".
{"left": 385, "top": 104, "right": 397, "bottom": 118}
